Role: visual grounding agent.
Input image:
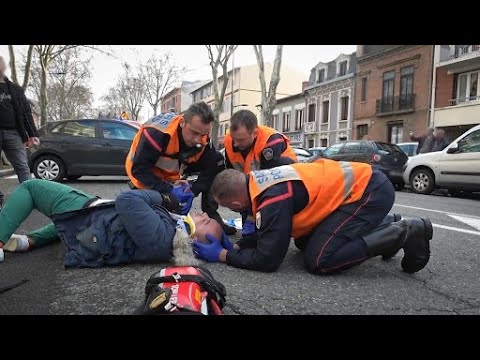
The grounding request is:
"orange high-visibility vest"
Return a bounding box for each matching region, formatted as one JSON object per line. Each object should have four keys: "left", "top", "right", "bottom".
{"left": 248, "top": 160, "right": 373, "bottom": 239}
{"left": 224, "top": 125, "right": 298, "bottom": 173}
{"left": 125, "top": 115, "right": 207, "bottom": 189}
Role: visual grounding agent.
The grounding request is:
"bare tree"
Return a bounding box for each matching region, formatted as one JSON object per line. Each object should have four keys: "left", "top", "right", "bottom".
{"left": 101, "top": 63, "right": 146, "bottom": 121}
{"left": 8, "top": 45, "right": 34, "bottom": 90}
{"left": 205, "top": 45, "right": 238, "bottom": 147}
{"left": 33, "top": 45, "right": 110, "bottom": 125}
{"left": 29, "top": 48, "right": 94, "bottom": 121}
{"left": 119, "top": 63, "right": 146, "bottom": 121}
{"left": 140, "top": 52, "right": 185, "bottom": 116}
{"left": 100, "top": 87, "right": 126, "bottom": 119}
{"left": 253, "top": 45, "right": 283, "bottom": 127}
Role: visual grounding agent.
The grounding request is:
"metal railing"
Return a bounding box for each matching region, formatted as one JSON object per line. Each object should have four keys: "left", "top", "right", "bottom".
{"left": 449, "top": 95, "right": 480, "bottom": 106}
{"left": 451, "top": 45, "right": 480, "bottom": 59}
{"left": 375, "top": 94, "right": 416, "bottom": 114}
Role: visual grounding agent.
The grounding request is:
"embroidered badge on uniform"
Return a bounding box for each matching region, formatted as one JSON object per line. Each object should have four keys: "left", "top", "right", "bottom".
{"left": 256, "top": 212, "right": 262, "bottom": 229}
{"left": 262, "top": 148, "right": 274, "bottom": 161}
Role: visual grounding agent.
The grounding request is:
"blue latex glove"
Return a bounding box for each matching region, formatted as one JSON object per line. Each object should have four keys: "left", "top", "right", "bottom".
{"left": 180, "top": 192, "right": 194, "bottom": 215}
{"left": 206, "top": 233, "right": 234, "bottom": 251}
{"left": 171, "top": 184, "right": 191, "bottom": 203}
{"left": 193, "top": 237, "right": 224, "bottom": 263}
{"left": 242, "top": 219, "right": 256, "bottom": 237}
{"left": 171, "top": 185, "right": 194, "bottom": 215}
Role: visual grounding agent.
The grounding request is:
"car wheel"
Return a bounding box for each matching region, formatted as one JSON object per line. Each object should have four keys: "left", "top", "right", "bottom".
{"left": 410, "top": 168, "right": 435, "bottom": 195}
{"left": 33, "top": 155, "right": 66, "bottom": 182}
{"left": 67, "top": 175, "right": 82, "bottom": 181}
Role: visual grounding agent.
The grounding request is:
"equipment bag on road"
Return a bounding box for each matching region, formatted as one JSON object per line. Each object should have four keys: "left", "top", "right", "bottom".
{"left": 132, "top": 266, "right": 226, "bottom": 315}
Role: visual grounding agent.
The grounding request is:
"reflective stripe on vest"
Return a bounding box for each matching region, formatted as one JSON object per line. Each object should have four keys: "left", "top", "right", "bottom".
{"left": 251, "top": 166, "right": 301, "bottom": 194}
{"left": 155, "top": 156, "right": 180, "bottom": 173}
{"left": 339, "top": 161, "right": 354, "bottom": 201}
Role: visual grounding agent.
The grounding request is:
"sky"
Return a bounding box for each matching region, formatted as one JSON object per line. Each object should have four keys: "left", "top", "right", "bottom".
{"left": 0, "top": 45, "right": 356, "bottom": 119}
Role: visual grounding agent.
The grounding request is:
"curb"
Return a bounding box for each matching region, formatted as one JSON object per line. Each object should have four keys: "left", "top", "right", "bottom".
{"left": 0, "top": 168, "right": 15, "bottom": 178}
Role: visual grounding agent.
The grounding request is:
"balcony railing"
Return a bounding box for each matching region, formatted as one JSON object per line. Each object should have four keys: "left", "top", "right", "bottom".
{"left": 376, "top": 94, "right": 416, "bottom": 114}
{"left": 449, "top": 95, "right": 480, "bottom": 106}
{"left": 451, "top": 45, "right": 480, "bottom": 59}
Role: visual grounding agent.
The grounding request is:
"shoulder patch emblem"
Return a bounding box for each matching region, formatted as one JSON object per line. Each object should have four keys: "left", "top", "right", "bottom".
{"left": 262, "top": 147, "right": 274, "bottom": 161}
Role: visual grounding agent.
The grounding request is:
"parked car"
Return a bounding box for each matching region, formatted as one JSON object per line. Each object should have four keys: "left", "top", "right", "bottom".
{"left": 28, "top": 119, "right": 140, "bottom": 182}
{"left": 313, "top": 140, "right": 408, "bottom": 189}
{"left": 403, "top": 124, "right": 480, "bottom": 195}
{"left": 308, "top": 146, "right": 326, "bottom": 157}
{"left": 293, "top": 147, "right": 314, "bottom": 162}
{"left": 397, "top": 142, "right": 419, "bottom": 157}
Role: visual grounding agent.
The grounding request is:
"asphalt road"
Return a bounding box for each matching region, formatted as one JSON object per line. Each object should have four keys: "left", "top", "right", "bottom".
{"left": 1, "top": 176, "right": 479, "bottom": 315}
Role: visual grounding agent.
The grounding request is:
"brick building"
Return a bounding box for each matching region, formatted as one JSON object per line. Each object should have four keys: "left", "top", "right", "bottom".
{"left": 353, "top": 45, "right": 434, "bottom": 143}
{"left": 431, "top": 45, "right": 480, "bottom": 140}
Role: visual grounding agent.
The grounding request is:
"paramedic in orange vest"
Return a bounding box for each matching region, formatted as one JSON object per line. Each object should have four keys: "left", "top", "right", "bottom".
{"left": 125, "top": 102, "right": 224, "bottom": 221}
{"left": 223, "top": 109, "right": 298, "bottom": 235}
{"left": 194, "top": 161, "right": 433, "bottom": 275}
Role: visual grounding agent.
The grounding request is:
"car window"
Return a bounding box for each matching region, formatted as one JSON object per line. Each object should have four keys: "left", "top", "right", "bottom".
{"left": 50, "top": 123, "right": 66, "bottom": 135}
{"left": 397, "top": 144, "right": 408, "bottom": 155}
{"left": 102, "top": 122, "right": 138, "bottom": 140}
{"left": 341, "top": 141, "right": 364, "bottom": 154}
{"left": 322, "top": 143, "right": 344, "bottom": 157}
{"left": 55, "top": 121, "right": 97, "bottom": 138}
{"left": 375, "top": 142, "right": 402, "bottom": 155}
{"left": 397, "top": 144, "right": 415, "bottom": 156}
{"left": 458, "top": 129, "right": 480, "bottom": 153}
{"left": 294, "top": 148, "right": 312, "bottom": 157}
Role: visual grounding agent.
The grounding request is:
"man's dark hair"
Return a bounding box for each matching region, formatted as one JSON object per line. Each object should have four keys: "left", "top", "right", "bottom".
{"left": 184, "top": 101, "right": 214, "bottom": 124}
{"left": 230, "top": 110, "right": 258, "bottom": 133}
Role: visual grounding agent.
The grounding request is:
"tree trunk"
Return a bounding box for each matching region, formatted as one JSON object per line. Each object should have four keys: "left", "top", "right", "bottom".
{"left": 211, "top": 108, "right": 221, "bottom": 148}
{"left": 22, "top": 45, "right": 34, "bottom": 91}
{"left": 264, "top": 45, "right": 283, "bottom": 125}
{"left": 253, "top": 45, "right": 283, "bottom": 127}
{"left": 8, "top": 46, "right": 18, "bottom": 84}
{"left": 153, "top": 104, "right": 158, "bottom": 116}
{"left": 40, "top": 64, "right": 48, "bottom": 125}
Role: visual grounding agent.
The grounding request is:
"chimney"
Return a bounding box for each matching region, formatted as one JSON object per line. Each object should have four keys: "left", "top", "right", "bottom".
{"left": 302, "top": 81, "right": 309, "bottom": 91}
{"left": 356, "top": 45, "right": 365, "bottom": 57}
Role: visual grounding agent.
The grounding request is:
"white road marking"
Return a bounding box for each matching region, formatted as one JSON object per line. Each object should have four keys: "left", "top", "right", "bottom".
{"left": 448, "top": 215, "right": 480, "bottom": 232}
{"left": 394, "top": 204, "right": 480, "bottom": 220}
{"left": 432, "top": 223, "right": 480, "bottom": 236}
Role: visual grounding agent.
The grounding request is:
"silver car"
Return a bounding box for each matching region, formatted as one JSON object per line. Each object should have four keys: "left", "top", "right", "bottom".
{"left": 403, "top": 124, "right": 480, "bottom": 195}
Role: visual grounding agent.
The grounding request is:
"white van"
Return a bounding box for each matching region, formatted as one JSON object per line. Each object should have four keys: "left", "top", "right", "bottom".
{"left": 403, "top": 124, "right": 480, "bottom": 195}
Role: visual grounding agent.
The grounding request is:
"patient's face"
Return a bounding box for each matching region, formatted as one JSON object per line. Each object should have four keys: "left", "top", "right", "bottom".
{"left": 191, "top": 212, "right": 223, "bottom": 244}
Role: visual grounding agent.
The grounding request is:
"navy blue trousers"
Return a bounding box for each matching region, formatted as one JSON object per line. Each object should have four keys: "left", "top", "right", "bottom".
{"left": 301, "top": 170, "right": 396, "bottom": 274}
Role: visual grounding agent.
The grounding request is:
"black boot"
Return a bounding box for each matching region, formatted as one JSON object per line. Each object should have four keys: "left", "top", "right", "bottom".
{"left": 380, "top": 213, "right": 402, "bottom": 260}
{"left": 362, "top": 221, "right": 407, "bottom": 259}
{"left": 210, "top": 211, "right": 237, "bottom": 235}
{"left": 363, "top": 218, "right": 433, "bottom": 274}
{"left": 401, "top": 217, "right": 432, "bottom": 274}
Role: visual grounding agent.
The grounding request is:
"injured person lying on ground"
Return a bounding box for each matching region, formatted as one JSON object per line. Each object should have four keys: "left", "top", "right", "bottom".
{"left": 0, "top": 179, "right": 227, "bottom": 268}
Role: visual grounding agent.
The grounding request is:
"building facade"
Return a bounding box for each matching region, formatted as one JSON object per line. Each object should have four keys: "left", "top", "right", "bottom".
{"left": 353, "top": 45, "right": 434, "bottom": 144}
{"left": 271, "top": 93, "right": 305, "bottom": 147}
{"left": 190, "top": 63, "right": 306, "bottom": 146}
{"left": 303, "top": 53, "right": 356, "bottom": 148}
{"left": 431, "top": 45, "right": 480, "bottom": 141}
{"left": 160, "top": 80, "right": 207, "bottom": 114}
